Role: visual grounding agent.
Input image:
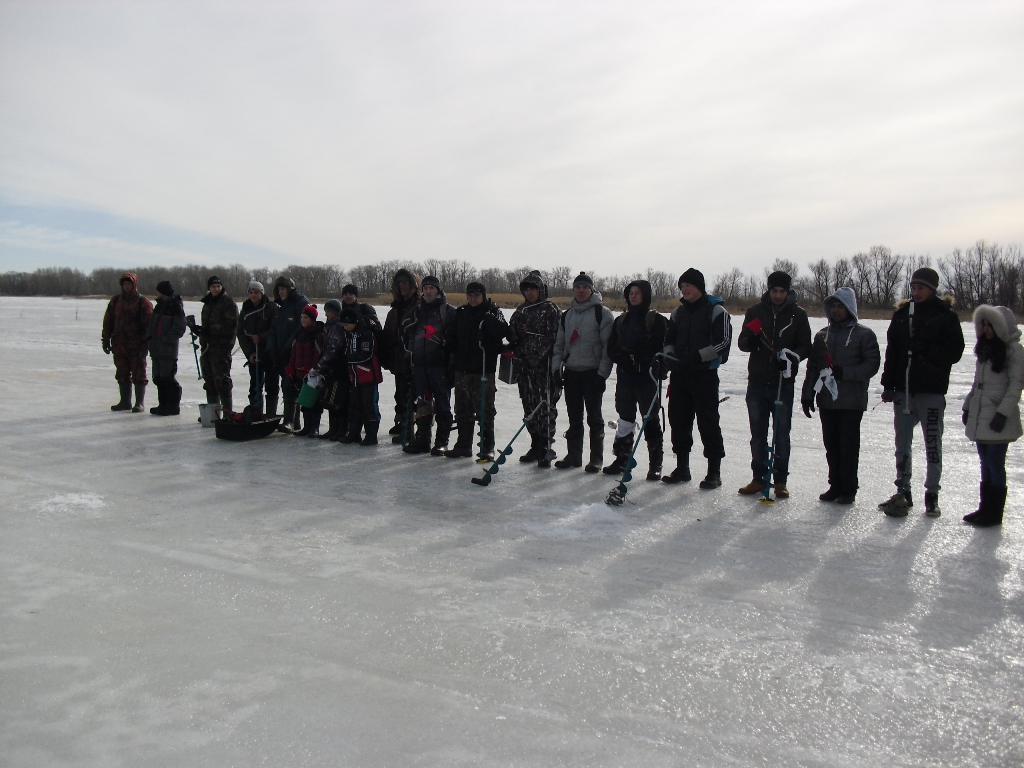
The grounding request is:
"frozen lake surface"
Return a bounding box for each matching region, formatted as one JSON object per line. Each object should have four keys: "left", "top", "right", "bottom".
{"left": 1, "top": 295, "right": 1021, "bottom": 767}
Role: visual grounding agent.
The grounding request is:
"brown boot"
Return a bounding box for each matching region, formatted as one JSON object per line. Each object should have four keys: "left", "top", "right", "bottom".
{"left": 738, "top": 479, "right": 768, "bottom": 495}
{"left": 774, "top": 484, "right": 790, "bottom": 499}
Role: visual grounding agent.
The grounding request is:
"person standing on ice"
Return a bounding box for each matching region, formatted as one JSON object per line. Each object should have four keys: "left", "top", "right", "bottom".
{"left": 339, "top": 305, "right": 384, "bottom": 446}
{"left": 800, "top": 288, "right": 880, "bottom": 505}
{"left": 661, "top": 269, "right": 732, "bottom": 488}
{"left": 550, "top": 272, "right": 614, "bottom": 472}
{"left": 102, "top": 272, "right": 153, "bottom": 413}
{"left": 506, "top": 270, "right": 562, "bottom": 468}
{"left": 877, "top": 267, "right": 964, "bottom": 518}
{"left": 382, "top": 269, "right": 421, "bottom": 442}
{"left": 961, "top": 305, "right": 1023, "bottom": 527}
{"left": 736, "top": 270, "right": 811, "bottom": 500}
{"left": 188, "top": 275, "right": 238, "bottom": 416}
{"left": 146, "top": 280, "right": 187, "bottom": 416}
{"left": 443, "top": 281, "right": 508, "bottom": 460}
{"left": 309, "top": 299, "right": 349, "bottom": 441}
{"left": 286, "top": 305, "right": 326, "bottom": 436}
{"left": 402, "top": 275, "right": 457, "bottom": 455}
{"left": 236, "top": 281, "right": 278, "bottom": 416}
{"left": 604, "top": 279, "right": 668, "bottom": 480}
{"left": 341, "top": 283, "right": 380, "bottom": 328}
{"left": 266, "top": 276, "right": 309, "bottom": 432}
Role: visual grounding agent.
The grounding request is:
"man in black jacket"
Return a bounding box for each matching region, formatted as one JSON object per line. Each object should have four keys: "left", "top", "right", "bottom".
{"left": 236, "top": 280, "right": 279, "bottom": 416}
{"left": 266, "top": 276, "right": 310, "bottom": 431}
{"left": 736, "top": 271, "right": 812, "bottom": 500}
{"left": 877, "top": 268, "right": 965, "bottom": 518}
{"left": 662, "top": 269, "right": 732, "bottom": 489}
{"left": 147, "top": 280, "right": 186, "bottom": 416}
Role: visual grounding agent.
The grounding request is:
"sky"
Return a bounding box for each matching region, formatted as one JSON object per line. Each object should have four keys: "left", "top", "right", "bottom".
{"left": 1, "top": 0, "right": 1022, "bottom": 280}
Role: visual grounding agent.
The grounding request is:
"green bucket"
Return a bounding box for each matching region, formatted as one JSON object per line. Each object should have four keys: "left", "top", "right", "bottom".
{"left": 297, "top": 381, "right": 321, "bottom": 408}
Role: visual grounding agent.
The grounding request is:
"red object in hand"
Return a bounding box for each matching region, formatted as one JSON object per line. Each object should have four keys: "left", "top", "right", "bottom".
{"left": 825, "top": 353, "right": 833, "bottom": 367}
{"left": 423, "top": 324, "right": 437, "bottom": 339}
{"left": 745, "top": 318, "right": 763, "bottom": 335}
{"left": 284, "top": 365, "right": 295, "bottom": 378}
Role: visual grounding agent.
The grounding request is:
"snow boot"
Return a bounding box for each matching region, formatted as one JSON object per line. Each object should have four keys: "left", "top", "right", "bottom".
{"left": 131, "top": 383, "right": 146, "bottom": 413}
{"left": 389, "top": 423, "right": 403, "bottom": 436}
{"left": 835, "top": 493, "right": 856, "bottom": 505}
{"left": 445, "top": 422, "right": 475, "bottom": 458}
{"left": 646, "top": 442, "right": 663, "bottom": 481}
{"left": 537, "top": 444, "right": 557, "bottom": 469}
{"left": 738, "top": 479, "right": 768, "bottom": 495}
{"left": 602, "top": 436, "right": 631, "bottom": 475}
{"left": 430, "top": 421, "right": 452, "bottom": 456}
{"left": 265, "top": 396, "right": 278, "bottom": 419}
{"left": 519, "top": 434, "right": 543, "bottom": 463}
{"left": 149, "top": 382, "right": 166, "bottom": 415}
{"left": 585, "top": 432, "right": 603, "bottom": 473}
{"left": 337, "top": 421, "right": 362, "bottom": 443}
{"left": 661, "top": 454, "right": 691, "bottom": 484}
{"left": 819, "top": 487, "right": 840, "bottom": 502}
{"left": 963, "top": 483, "right": 988, "bottom": 523}
{"left": 967, "top": 484, "right": 1005, "bottom": 526}
{"left": 277, "top": 400, "right": 297, "bottom": 433}
{"left": 924, "top": 492, "right": 941, "bottom": 518}
{"left": 879, "top": 490, "right": 912, "bottom": 517}
{"left": 359, "top": 420, "right": 379, "bottom": 446}
{"left": 318, "top": 408, "right": 338, "bottom": 439}
{"left": 111, "top": 382, "right": 132, "bottom": 411}
{"left": 296, "top": 407, "right": 320, "bottom": 437}
{"left": 699, "top": 457, "right": 722, "bottom": 489}
{"left": 555, "top": 433, "right": 584, "bottom": 469}
{"left": 404, "top": 417, "right": 432, "bottom": 454}
{"left": 774, "top": 484, "right": 790, "bottom": 499}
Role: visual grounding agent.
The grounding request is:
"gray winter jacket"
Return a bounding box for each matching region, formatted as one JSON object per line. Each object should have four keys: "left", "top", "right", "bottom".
{"left": 963, "top": 305, "right": 1024, "bottom": 443}
{"left": 551, "top": 292, "right": 614, "bottom": 377}
{"left": 801, "top": 288, "right": 880, "bottom": 411}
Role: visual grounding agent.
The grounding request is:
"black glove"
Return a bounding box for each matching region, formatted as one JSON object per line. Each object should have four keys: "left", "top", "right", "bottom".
{"left": 990, "top": 413, "right": 1007, "bottom": 433}
{"left": 962, "top": 410, "right": 969, "bottom": 426}
{"left": 596, "top": 374, "right": 606, "bottom": 393}
{"left": 774, "top": 355, "right": 789, "bottom": 371}
{"left": 801, "top": 399, "right": 815, "bottom": 419}
{"left": 831, "top": 365, "right": 844, "bottom": 382}
{"left": 552, "top": 368, "right": 563, "bottom": 388}
{"left": 102, "top": 339, "right": 111, "bottom": 355}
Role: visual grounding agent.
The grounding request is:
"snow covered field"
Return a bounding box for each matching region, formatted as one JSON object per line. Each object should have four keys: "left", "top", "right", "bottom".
{"left": 1, "top": 295, "right": 1021, "bottom": 767}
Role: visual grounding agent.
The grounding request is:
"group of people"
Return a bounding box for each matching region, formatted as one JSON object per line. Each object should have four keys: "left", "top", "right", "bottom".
{"left": 101, "top": 265, "right": 1022, "bottom": 527}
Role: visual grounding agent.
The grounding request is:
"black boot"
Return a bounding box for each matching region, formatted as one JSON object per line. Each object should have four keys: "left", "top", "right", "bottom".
{"left": 699, "top": 457, "right": 722, "bottom": 489}
{"left": 319, "top": 408, "right": 339, "bottom": 439}
{"left": 555, "top": 433, "right": 584, "bottom": 469}
{"left": 478, "top": 425, "right": 496, "bottom": 462}
{"left": 359, "top": 420, "right": 379, "bottom": 446}
{"left": 389, "top": 423, "right": 403, "bottom": 436}
{"left": 602, "top": 436, "right": 631, "bottom": 475}
{"left": 277, "top": 401, "right": 297, "bottom": 433}
{"left": 646, "top": 442, "right": 663, "bottom": 482}
{"left": 519, "top": 434, "right": 542, "bottom": 463}
{"left": 167, "top": 382, "right": 182, "bottom": 416}
{"left": 265, "top": 396, "right": 278, "bottom": 418}
{"left": 150, "top": 382, "right": 166, "bottom": 415}
{"left": 445, "top": 422, "right": 475, "bottom": 458}
{"left": 430, "top": 421, "right": 452, "bottom": 456}
{"left": 301, "top": 407, "right": 322, "bottom": 437}
{"left": 404, "top": 417, "right": 432, "bottom": 454}
{"left": 924, "top": 492, "right": 941, "bottom": 518}
{"left": 111, "top": 382, "right": 132, "bottom": 411}
{"left": 537, "top": 441, "right": 557, "bottom": 469}
{"left": 661, "top": 453, "right": 691, "bottom": 484}
{"left": 969, "top": 485, "right": 1006, "bottom": 527}
{"left": 963, "top": 483, "right": 987, "bottom": 523}
{"left": 584, "top": 431, "right": 603, "bottom": 473}
{"left": 131, "top": 382, "right": 146, "bottom": 413}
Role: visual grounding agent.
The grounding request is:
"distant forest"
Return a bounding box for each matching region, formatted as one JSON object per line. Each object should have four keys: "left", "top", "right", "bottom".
{"left": 1, "top": 240, "right": 1021, "bottom": 313}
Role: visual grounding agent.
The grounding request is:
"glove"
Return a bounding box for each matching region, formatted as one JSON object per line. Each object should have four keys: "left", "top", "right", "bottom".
{"left": 552, "top": 368, "right": 563, "bottom": 388}
{"left": 801, "top": 399, "right": 815, "bottom": 418}
{"left": 831, "top": 365, "right": 844, "bottom": 382}
{"left": 962, "top": 410, "right": 969, "bottom": 426}
{"left": 774, "top": 355, "right": 789, "bottom": 372}
{"left": 596, "top": 374, "right": 607, "bottom": 393}
{"left": 990, "top": 413, "right": 1007, "bottom": 433}
{"left": 102, "top": 339, "right": 111, "bottom": 355}
{"left": 881, "top": 389, "right": 894, "bottom": 403}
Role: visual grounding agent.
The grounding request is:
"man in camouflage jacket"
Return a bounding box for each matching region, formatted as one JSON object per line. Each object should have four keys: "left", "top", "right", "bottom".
{"left": 102, "top": 271, "right": 153, "bottom": 412}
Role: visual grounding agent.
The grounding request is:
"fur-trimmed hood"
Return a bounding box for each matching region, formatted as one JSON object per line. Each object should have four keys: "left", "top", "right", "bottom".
{"left": 895, "top": 294, "right": 955, "bottom": 310}
{"left": 974, "top": 305, "right": 1021, "bottom": 344}
{"left": 390, "top": 268, "right": 422, "bottom": 303}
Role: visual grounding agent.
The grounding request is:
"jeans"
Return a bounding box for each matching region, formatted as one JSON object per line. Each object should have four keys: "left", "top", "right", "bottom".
{"left": 977, "top": 443, "right": 1008, "bottom": 487}
{"left": 746, "top": 378, "right": 795, "bottom": 483}
{"left": 892, "top": 392, "right": 945, "bottom": 494}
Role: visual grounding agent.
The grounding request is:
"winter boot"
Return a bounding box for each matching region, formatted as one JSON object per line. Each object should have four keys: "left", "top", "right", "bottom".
{"left": 738, "top": 479, "right": 768, "bottom": 495}
{"left": 879, "top": 489, "right": 912, "bottom": 517}
{"left": 303, "top": 407, "right": 322, "bottom": 437}
{"left": 699, "top": 457, "right": 722, "bottom": 489}
{"left": 661, "top": 454, "right": 691, "bottom": 484}
{"left": 249, "top": 393, "right": 264, "bottom": 415}
{"left": 319, "top": 408, "right": 339, "bottom": 439}
{"left": 602, "top": 436, "right": 631, "bottom": 475}
{"left": 337, "top": 420, "right": 362, "bottom": 443}
{"left": 359, "top": 420, "right": 379, "bottom": 446}
{"left": 555, "top": 433, "right": 584, "bottom": 469}
{"left": 585, "top": 432, "right": 604, "bottom": 473}
{"left": 131, "top": 383, "right": 146, "bottom": 413}
{"left": 111, "top": 382, "right": 133, "bottom": 411}
{"left": 404, "top": 417, "right": 432, "bottom": 454}
{"left": 445, "top": 422, "right": 475, "bottom": 458}
{"left": 430, "top": 421, "right": 452, "bottom": 456}
{"left": 968, "top": 485, "right": 1006, "bottom": 526}
{"left": 774, "top": 484, "right": 790, "bottom": 499}
{"left": 646, "top": 442, "right": 663, "bottom": 482}
{"left": 519, "top": 434, "right": 543, "bottom": 463}
{"left": 294, "top": 407, "right": 314, "bottom": 436}
{"left": 537, "top": 442, "right": 557, "bottom": 469}
{"left": 819, "top": 487, "right": 841, "bottom": 502}
{"left": 924, "top": 492, "right": 941, "bottom": 518}
{"left": 277, "top": 401, "right": 297, "bottom": 433}
{"left": 265, "top": 396, "right": 278, "bottom": 419}
{"left": 963, "top": 483, "right": 989, "bottom": 523}
{"left": 149, "top": 382, "right": 166, "bottom": 415}
{"left": 389, "top": 422, "right": 403, "bottom": 436}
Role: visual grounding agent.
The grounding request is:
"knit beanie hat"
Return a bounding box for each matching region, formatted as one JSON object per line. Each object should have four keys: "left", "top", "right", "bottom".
{"left": 421, "top": 275, "right": 441, "bottom": 291}
{"left": 573, "top": 272, "right": 595, "bottom": 290}
{"left": 342, "top": 284, "right": 359, "bottom": 297}
{"left": 302, "top": 304, "right": 318, "bottom": 320}
{"left": 519, "top": 270, "right": 545, "bottom": 294}
{"left": 339, "top": 306, "right": 359, "bottom": 324}
{"left": 767, "top": 271, "right": 792, "bottom": 291}
{"left": 156, "top": 280, "right": 175, "bottom": 297}
{"left": 207, "top": 275, "right": 223, "bottom": 289}
{"left": 466, "top": 281, "right": 486, "bottom": 296}
{"left": 324, "top": 298, "right": 343, "bottom": 315}
{"left": 678, "top": 268, "right": 706, "bottom": 293}
{"left": 248, "top": 280, "right": 265, "bottom": 294}
{"left": 910, "top": 267, "right": 939, "bottom": 292}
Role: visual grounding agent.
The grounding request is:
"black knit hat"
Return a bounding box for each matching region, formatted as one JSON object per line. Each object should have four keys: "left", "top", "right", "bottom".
{"left": 466, "top": 281, "right": 486, "bottom": 296}
{"left": 339, "top": 306, "right": 359, "bottom": 324}
{"left": 519, "top": 270, "right": 545, "bottom": 294}
{"left": 678, "top": 268, "right": 706, "bottom": 293}
{"left": 342, "top": 284, "right": 358, "bottom": 297}
{"left": 156, "top": 280, "right": 175, "bottom": 297}
{"left": 324, "top": 298, "right": 342, "bottom": 315}
{"left": 573, "top": 272, "right": 594, "bottom": 290}
{"left": 910, "top": 267, "right": 939, "bottom": 292}
{"left": 207, "top": 275, "right": 223, "bottom": 289}
{"left": 421, "top": 275, "right": 441, "bottom": 291}
{"left": 767, "top": 271, "right": 792, "bottom": 291}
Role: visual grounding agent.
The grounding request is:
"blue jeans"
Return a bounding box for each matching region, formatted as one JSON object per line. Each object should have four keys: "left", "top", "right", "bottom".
{"left": 977, "top": 443, "right": 1008, "bottom": 487}
{"left": 746, "top": 378, "right": 795, "bottom": 484}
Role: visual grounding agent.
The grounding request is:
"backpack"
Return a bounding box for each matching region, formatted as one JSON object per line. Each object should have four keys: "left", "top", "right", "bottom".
{"left": 561, "top": 303, "right": 604, "bottom": 330}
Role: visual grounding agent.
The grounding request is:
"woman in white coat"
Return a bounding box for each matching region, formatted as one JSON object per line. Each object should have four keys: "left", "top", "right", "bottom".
{"left": 962, "top": 305, "right": 1024, "bottom": 526}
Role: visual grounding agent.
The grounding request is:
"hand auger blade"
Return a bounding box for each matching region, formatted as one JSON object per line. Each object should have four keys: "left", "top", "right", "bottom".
{"left": 471, "top": 474, "right": 492, "bottom": 486}
{"left": 621, "top": 470, "right": 633, "bottom": 483}
{"left": 605, "top": 483, "right": 627, "bottom": 506}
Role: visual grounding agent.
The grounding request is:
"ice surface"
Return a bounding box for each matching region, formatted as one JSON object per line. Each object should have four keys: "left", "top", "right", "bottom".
{"left": 0, "top": 296, "right": 1021, "bottom": 767}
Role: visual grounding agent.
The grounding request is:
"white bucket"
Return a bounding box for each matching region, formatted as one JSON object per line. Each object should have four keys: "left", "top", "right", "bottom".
{"left": 198, "top": 403, "right": 223, "bottom": 427}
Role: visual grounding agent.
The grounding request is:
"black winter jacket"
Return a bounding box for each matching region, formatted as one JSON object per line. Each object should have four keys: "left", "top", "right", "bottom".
{"left": 382, "top": 269, "right": 421, "bottom": 372}
{"left": 266, "top": 289, "right": 310, "bottom": 366}
{"left": 236, "top": 295, "right": 277, "bottom": 361}
{"left": 880, "top": 295, "right": 964, "bottom": 395}
{"left": 736, "top": 291, "right": 812, "bottom": 384}
{"left": 405, "top": 292, "right": 456, "bottom": 368}
{"left": 147, "top": 295, "right": 186, "bottom": 360}
{"left": 664, "top": 294, "right": 732, "bottom": 373}
{"left": 607, "top": 280, "right": 668, "bottom": 378}
{"left": 445, "top": 299, "right": 509, "bottom": 374}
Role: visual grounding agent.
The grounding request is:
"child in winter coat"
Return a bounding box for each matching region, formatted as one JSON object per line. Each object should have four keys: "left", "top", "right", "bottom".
{"left": 285, "top": 305, "right": 325, "bottom": 435}
{"left": 962, "top": 305, "right": 1023, "bottom": 526}
{"left": 338, "top": 307, "right": 383, "bottom": 445}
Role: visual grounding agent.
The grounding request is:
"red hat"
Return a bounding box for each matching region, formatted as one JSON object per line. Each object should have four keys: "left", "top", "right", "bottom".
{"left": 302, "top": 304, "right": 318, "bottom": 320}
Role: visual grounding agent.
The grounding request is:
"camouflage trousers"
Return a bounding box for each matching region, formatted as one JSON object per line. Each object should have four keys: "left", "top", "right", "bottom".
{"left": 113, "top": 348, "right": 148, "bottom": 385}
{"left": 453, "top": 371, "right": 496, "bottom": 426}
{"left": 200, "top": 346, "right": 233, "bottom": 399}
{"left": 517, "top": 366, "right": 560, "bottom": 444}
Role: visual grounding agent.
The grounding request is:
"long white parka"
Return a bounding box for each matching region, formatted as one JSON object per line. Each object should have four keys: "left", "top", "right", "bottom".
{"left": 963, "top": 305, "right": 1024, "bottom": 444}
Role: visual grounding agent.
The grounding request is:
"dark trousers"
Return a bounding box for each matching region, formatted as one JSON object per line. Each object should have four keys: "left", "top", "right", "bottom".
{"left": 247, "top": 358, "right": 280, "bottom": 409}
{"left": 820, "top": 409, "right": 863, "bottom": 494}
{"left": 200, "top": 346, "right": 232, "bottom": 399}
{"left": 563, "top": 369, "right": 606, "bottom": 442}
{"left": 978, "top": 443, "right": 1008, "bottom": 487}
{"left": 151, "top": 357, "right": 181, "bottom": 405}
{"left": 668, "top": 369, "right": 724, "bottom": 459}
{"left": 348, "top": 383, "right": 380, "bottom": 430}
{"left": 392, "top": 371, "right": 412, "bottom": 426}
{"left": 518, "top": 365, "right": 560, "bottom": 445}
{"left": 614, "top": 372, "right": 663, "bottom": 448}
{"left": 413, "top": 365, "right": 453, "bottom": 428}
{"left": 746, "top": 378, "right": 794, "bottom": 483}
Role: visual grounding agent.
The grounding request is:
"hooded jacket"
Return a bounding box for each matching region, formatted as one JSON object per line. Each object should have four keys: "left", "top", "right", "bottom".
{"left": 405, "top": 289, "right": 456, "bottom": 368}
{"left": 801, "top": 288, "right": 880, "bottom": 411}
{"left": 963, "top": 305, "right": 1023, "bottom": 443}
{"left": 236, "top": 293, "right": 278, "bottom": 360}
{"left": 880, "top": 293, "right": 964, "bottom": 395}
{"left": 382, "top": 268, "right": 422, "bottom": 372}
{"left": 266, "top": 277, "right": 310, "bottom": 364}
{"left": 312, "top": 316, "right": 347, "bottom": 377}
{"left": 737, "top": 289, "right": 812, "bottom": 384}
{"left": 445, "top": 298, "right": 509, "bottom": 374}
{"left": 606, "top": 280, "right": 668, "bottom": 378}
{"left": 552, "top": 290, "right": 614, "bottom": 377}
{"left": 147, "top": 292, "right": 187, "bottom": 361}
{"left": 102, "top": 272, "right": 153, "bottom": 353}
{"left": 507, "top": 271, "right": 561, "bottom": 371}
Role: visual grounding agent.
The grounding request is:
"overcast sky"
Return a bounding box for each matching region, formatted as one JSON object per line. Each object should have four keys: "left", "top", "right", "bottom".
{"left": 1, "top": 0, "right": 1022, "bottom": 280}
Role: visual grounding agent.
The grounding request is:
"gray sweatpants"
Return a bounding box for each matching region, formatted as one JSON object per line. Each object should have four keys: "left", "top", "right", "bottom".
{"left": 892, "top": 393, "right": 945, "bottom": 494}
